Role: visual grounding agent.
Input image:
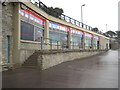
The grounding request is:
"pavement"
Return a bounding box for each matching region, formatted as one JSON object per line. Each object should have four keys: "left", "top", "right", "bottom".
{"left": 2, "top": 50, "right": 118, "bottom": 88}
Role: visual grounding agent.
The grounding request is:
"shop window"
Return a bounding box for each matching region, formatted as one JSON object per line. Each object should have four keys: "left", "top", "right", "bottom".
{"left": 21, "top": 21, "right": 34, "bottom": 41}
{"left": 35, "top": 26, "right": 43, "bottom": 42}
{"left": 49, "top": 31, "right": 60, "bottom": 43}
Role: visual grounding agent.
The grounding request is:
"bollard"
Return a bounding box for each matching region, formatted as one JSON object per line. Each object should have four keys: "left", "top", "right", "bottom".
{"left": 50, "top": 39, "right": 52, "bottom": 50}
{"left": 41, "top": 37, "right": 43, "bottom": 50}
{"left": 57, "top": 41, "right": 59, "bottom": 49}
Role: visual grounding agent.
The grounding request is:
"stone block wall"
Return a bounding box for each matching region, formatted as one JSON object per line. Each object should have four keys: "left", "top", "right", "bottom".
{"left": 36, "top": 50, "right": 104, "bottom": 70}
{"left": 2, "top": 2, "right": 14, "bottom": 64}
{"left": 0, "top": 3, "right": 2, "bottom": 65}
{"left": 110, "top": 41, "right": 119, "bottom": 50}
{"left": 20, "top": 50, "right": 35, "bottom": 64}
{"left": 21, "top": 42, "right": 41, "bottom": 50}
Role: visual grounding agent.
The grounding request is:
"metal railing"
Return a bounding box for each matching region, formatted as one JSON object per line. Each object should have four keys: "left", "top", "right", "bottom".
{"left": 40, "top": 37, "right": 69, "bottom": 50}
{"left": 31, "top": 0, "right": 104, "bottom": 35}
{"left": 38, "top": 37, "right": 104, "bottom": 51}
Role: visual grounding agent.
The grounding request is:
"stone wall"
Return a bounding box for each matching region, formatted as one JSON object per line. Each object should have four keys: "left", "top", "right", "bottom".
{"left": 2, "top": 2, "right": 14, "bottom": 64}
{"left": 21, "top": 42, "right": 41, "bottom": 50}
{"left": 99, "top": 37, "right": 109, "bottom": 49}
{"left": 36, "top": 50, "right": 105, "bottom": 70}
{"left": 110, "top": 41, "right": 119, "bottom": 50}
{"left": 20, "top": 50, "right": 35, "bottom": 64}
{"left": 0, "top": 3, "right": 2, "bottom": 65}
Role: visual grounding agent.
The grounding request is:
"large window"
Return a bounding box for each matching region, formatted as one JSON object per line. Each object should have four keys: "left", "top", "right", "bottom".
{"left": 72, "top": 36, "right": 83, "bottom": 45}
{"left": 19, "top": 8, "right": 44, "bottom": 42}
{"left": 49, "top": 22, "right": 69, "bottom": 44}
{"left": 60, "top": 33, "right": 68, "bottom": 41}
{"left": 71, "top": 29, "right": 83, "bottom": 48}
{"left": 85, "top": 33, "right": 92, "bottom": 48}
{"left": 85, "top": 37, "right": 92, "bottom": 47}
{"left": 35, "top": 26, "right": 43, "bottom": 42}
{"left": 93, "top": 36, "right": 99, "bottom": 49}
{"left": 21, "top": 21, "right": 34, "bottom": 41}
{"left": 21, "top": 21, "right": 44, "bottom": 42}
{"left": 49, "top": 31, "right": 60, "bottom": 43}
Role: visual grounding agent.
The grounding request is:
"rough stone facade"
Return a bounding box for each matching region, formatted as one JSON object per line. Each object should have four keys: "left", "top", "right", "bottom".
{"left": 21, "top": 42, "right": 41, "bottom": 50}
{"left": 36, "top": 50, "right": 105, "bottom": 70}
{"left": 2, "top": 2, "right": 14, "bottom": 64}
{"left": 20, "top": 50, "right": 35, "bottom": 64}
{"left": 110, "top": 40, "right": 119, "bottom": 50}
{"left": 0, "top": 3, "right": 2, "bottom": 65}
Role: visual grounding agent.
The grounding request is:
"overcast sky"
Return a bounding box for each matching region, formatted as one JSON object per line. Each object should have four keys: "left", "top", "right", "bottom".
{"left": 37, "top": 0, "right": 119, "bottom": 32}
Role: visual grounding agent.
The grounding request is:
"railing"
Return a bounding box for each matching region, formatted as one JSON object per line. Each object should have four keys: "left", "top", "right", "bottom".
{"left": 37, "top": 37, "right": 103, "bottom": 50}
{"left": 40, "top": 37, "right": 69, "bottom": 50}
{"left": 31, "top": 0, "right": 104, "bottom": 35}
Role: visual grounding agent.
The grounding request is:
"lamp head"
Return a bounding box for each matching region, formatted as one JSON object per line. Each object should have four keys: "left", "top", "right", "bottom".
{"left": 82, "top": 4, "right": 85, "bottom": 6}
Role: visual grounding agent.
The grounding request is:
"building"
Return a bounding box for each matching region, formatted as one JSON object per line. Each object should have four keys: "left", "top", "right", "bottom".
{"left": 1, "top": 1, "right": 110, "bottom": 68}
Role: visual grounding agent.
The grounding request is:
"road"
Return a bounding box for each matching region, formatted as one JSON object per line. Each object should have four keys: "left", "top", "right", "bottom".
{"left": 2, "top": 50, "right": 118, "bottom": 88}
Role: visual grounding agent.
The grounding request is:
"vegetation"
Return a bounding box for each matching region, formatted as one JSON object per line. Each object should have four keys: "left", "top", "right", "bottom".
{"left": 103, "top": 30, "right": 120, "bottom": 42}
{"left": 92, "top": 27, "right": 99, "bottom": 33}
{"left": 115, "top": 31, "right": 120, "bottom": 42}
{"left": 36, "top": 1, "right": 64, "bottom": 18}
{"left": 105, "top": 31, "right": 116, "bottom": 38}
{"left": 47, "top": 7, "right": 64, "bottom": 18}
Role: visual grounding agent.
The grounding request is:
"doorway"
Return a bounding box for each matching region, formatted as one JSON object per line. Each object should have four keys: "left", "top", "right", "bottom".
{"left": 97, "top": 41, "right": 99, "bottom": 49}
{"left": 6, "top": 35, "right": 10, "bottom": 64}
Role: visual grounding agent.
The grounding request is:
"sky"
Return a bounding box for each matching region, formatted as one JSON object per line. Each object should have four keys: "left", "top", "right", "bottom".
{"left": 35, "top": 0, "right": 119, "bottom": 32}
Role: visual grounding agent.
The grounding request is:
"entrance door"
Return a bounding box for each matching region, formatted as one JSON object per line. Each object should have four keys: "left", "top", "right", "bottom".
{"left": 6, "top": 35, "right": 10, "bottom": 64}
{"left": 97, "top": 41, "right": 99, "bottom": 49}
{"left": 106, "top": 43, "right": 108, "bottom": 49}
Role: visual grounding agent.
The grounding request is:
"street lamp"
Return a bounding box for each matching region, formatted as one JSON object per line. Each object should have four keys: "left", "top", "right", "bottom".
{"left": 81, "top": 4, "right": 85, "bottom": 23}
{"left": 106, "top": 24, "right": 108, "bottom": 32}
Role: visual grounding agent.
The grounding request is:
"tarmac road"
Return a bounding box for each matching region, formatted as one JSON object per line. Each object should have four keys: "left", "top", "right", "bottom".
{"left": 2, "top": 50, "right": 118, "bottom": 88}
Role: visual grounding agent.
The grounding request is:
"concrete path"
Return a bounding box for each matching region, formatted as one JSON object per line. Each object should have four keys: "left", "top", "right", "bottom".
{"left": 2, "top": 50, "right": 118, "bottom": 88}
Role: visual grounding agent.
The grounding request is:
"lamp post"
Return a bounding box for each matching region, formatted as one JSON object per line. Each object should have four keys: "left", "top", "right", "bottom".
{"left": 81, "top": 4, "right": 85, "bottom": 23}
{"left": 106, "top": 24, "right": 108, "bottom": 32}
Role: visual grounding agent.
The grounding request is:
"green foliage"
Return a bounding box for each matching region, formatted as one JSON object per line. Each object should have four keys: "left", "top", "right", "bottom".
{"left": 103, "top": 33, "right": 109, "bottom": 37}
{"left": 92, "top": 27, "right": 99, "bottom": 33}
{"left": 105, "top": 30, "right": 116, "bottom": 38}
{"left": 115, "top": 31, "right": 120, "bottom": 42}
{"left": 115, "top": 31, "right": 120, "bottom": 37}
{"left": 38, "top": 2, "right": 64, "bottom": 18}
{"left": 48, "top": 7, "right": 64, "bottom": 18}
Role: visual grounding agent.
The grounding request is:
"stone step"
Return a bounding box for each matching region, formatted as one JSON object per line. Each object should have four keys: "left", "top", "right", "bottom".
{"left": 22, "top": 66, "right": 39, "bottom": 69}
{"left": 23, "top": 61, "right": 37, "bottom": 64}
{"left": 22, "top": 64, "right": 37, "bottom": 66}
{"left": 2, "top": 63, "right": 14, "bottom": 71}
{"left": 2, "top": 68, "right": 8, "bottom": 71}
{"left": 2, "top": 65, "right": 9, "bottom": 71}
{"left": 22, "top": 52, "right": 39, "bottom": 68}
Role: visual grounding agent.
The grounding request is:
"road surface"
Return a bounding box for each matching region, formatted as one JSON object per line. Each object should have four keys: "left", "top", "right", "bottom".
{"left": 2, "top": 50, "right": 118, "bottom": 88}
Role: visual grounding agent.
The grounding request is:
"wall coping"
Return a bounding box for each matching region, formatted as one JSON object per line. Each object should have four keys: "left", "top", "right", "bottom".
{"left": 35, "top": 49, "right": 108, "bottom": 55}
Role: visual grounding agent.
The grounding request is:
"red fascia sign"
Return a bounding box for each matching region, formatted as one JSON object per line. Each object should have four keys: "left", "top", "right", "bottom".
{"left": 59, "top": 25, "right": 69, "bottom": 32}
{"left": 85, "top": 33, "right": 93, "bottom": 37}
{"left": 49, "top": 22, "right": 69, "bottom": 32}
{"left": 71, "top": 28, "right": 83, "bottom": 35}
{"left": 19, "top": 9, "right": 45, "bottom": 26}
{"left": 93, "top": 35, "right": 99, "bottom": 40}
{"left": 49, "top": 22, "right": 59, "bottom": 29}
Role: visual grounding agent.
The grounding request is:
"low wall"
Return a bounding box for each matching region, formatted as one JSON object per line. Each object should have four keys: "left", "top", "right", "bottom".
{"left": 36, "top": 50, "right": 106, "bottom": 70}
{"left": 110, "top": 41, "right": 119, "bottom": 50}
{"left": 20, "top": 50, "right": 35, "bottom": 64}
